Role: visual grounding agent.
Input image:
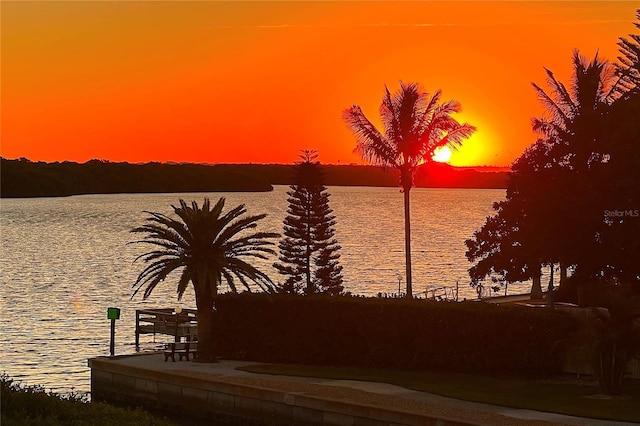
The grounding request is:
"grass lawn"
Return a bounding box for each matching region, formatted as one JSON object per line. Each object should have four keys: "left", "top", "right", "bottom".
{"left": 238, "top": 364, "right": 640, "bottom": 423}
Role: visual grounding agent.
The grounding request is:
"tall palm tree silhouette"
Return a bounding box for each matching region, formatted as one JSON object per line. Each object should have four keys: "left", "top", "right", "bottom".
{"left": 343, "top": 82, "right": 475, "bottom": 297}
{"left": 530, "top": 51, "right": 620, "bottom": 294}
{"left": 131, "top": 198, "right": 278, "bottom": 362}
{"left": 532, "top": 50, "right": 618, "bottom": 172}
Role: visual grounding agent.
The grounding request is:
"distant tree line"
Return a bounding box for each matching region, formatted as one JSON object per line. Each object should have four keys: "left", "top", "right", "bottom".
{"left": 0, "top": 157, "right": 507, "bottom": 198}
{"left": 0, "top": 159, "right": 273, "bottom": 197}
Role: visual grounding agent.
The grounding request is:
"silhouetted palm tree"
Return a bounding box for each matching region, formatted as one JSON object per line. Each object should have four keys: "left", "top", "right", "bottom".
{"left": 532, "top": 50, "right": 618, "bottom": 171}
{"left": 343, "top": 81, "right": 475, "bottom": 297}
{"left": 614, "top": 10, "right": 640, "bottom": 96}
{"left": 531, "top": 51, "right": 622, "bottom": 294}
{"left": 131, "top": 198, "right": 278, "bottom": 362}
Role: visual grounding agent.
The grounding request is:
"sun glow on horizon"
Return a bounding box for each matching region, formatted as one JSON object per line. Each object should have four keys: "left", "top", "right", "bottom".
{"left": 1, "top": 2, "right": 635, "bottom": 167}
{"left": 432, "top": 146, "right": 453, "bottom": 163}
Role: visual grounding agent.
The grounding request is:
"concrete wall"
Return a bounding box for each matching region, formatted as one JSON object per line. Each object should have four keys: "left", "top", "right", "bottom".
{"left": 89, "top": 356, "right": 476, "bottom": 426}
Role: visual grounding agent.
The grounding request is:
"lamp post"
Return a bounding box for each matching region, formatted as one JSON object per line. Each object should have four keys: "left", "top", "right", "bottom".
{"left": 397, "top": 273, "right": 402, "bottom": 298}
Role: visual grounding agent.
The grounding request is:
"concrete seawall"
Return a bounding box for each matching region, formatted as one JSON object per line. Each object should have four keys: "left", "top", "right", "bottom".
{"left": 89, "top": 354, "right": 481, "bottom": 426}
{"left": 89, "top": 353, "right": 635, "bottom": 426}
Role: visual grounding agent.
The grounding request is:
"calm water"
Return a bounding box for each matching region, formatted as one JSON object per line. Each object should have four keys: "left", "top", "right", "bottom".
{"left": 1, "top": 186, "right": 528, "bottom": 394}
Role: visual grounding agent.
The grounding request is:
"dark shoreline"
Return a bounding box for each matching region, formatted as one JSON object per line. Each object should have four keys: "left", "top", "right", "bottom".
{"left": 1, "top": 158, "right": 508, "bottom": 198}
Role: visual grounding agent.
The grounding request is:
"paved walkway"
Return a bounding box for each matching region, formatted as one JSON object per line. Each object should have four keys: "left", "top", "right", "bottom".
{"left": 114, "top": 353, "right": 636, "bottom": 426}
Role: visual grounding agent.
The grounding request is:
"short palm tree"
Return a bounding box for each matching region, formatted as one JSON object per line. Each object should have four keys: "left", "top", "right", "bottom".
{"left": 343, "top": 81, "right": 475, "bottom": 297}
{"left": 131, "top": 198, "right": 278, "bottom": 362}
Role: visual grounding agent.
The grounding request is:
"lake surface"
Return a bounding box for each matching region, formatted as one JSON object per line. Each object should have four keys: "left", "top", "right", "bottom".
{"left": 1, "top": 186, "right": 531, "bottom": 394}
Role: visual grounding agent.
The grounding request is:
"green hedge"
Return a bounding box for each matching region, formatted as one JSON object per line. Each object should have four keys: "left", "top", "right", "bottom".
{"left": 212, "top": 294, "right": 579, "bottom": 376}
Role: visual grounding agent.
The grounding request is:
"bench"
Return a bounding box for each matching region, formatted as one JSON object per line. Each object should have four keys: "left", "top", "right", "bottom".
{"left": 163, "top": 341, "right": 198, "bottom": 362}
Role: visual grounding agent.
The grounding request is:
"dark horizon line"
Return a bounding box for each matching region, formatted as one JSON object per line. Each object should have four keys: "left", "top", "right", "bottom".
{"left": 2, "top": 156, "right": 513, "bottom": 171}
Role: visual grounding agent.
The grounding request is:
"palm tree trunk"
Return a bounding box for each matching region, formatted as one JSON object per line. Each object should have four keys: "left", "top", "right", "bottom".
{"left": 193, "top": 284, "right": 218, "bottom": 362}
{"left": 610, "top": 340, "right": 617, "bottom": 395}
{"left": 530, "top": 263, "right": 543, "bottom": 299}
{"left": 403, "top": 186, "right": 413, "bottom": 298}
{"left": 559, "top": 262, "right": 567, "bottom": 286}
{"left": 547, "top": 264, "right": 555, "bottom": 309}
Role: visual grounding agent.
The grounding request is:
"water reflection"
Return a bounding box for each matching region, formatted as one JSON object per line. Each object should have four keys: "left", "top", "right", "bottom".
{"left": 2, "top": 187, "right": 524, "bottom": 393}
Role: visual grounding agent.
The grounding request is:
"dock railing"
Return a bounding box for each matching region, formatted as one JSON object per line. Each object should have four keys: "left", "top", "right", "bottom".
{"left": 135, "top": 308, "right": 198, "bottom": 349}
{"left": 424, "top": 281, "right": 462, "bottom": 302}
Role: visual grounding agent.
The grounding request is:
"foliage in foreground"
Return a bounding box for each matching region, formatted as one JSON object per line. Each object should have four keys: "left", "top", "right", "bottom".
{"left": 212, "top": 293, "right": 579, "bottom": 376}
{"left": 0, "top": 374, "right": 173, "bottom": 426}
{"left": 131, "top": 197, "right": 278, "bottom": 362}
{"left": 588, "top": 293, "right": 640, "bottom": 395}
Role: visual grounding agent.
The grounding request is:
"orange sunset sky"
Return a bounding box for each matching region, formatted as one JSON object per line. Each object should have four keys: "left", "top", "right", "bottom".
{"left": 1, "top": 1, "right": 637, "bottom": 167}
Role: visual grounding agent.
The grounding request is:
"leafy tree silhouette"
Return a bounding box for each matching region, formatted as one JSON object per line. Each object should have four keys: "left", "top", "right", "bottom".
{"left": 274, "top": 151, "right": 344, "bottom": 295}
{"left": 343, "top": 81, "right": 475, "bottom": 297}
{"left": 467, "top": 11, "right": 640, "bottom": 301}
{"left": 130, "top": 198, "right": 278, "bottom": 362}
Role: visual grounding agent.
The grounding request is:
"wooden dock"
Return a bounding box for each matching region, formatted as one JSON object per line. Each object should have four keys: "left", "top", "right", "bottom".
{"left": 134, "top": 308, "right": 198, "bottom": 348}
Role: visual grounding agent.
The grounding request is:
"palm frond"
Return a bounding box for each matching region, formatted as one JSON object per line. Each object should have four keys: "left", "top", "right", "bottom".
{"left": 221, "top": 269, "right": 238, "bottom": 293}
{"left": 380, "top": 85, "right": 401, "bottom": 145}
{"left": 345, "top": 81, "right": 476, "bottom": 187}
{"left": 343, "top": 105, "right": 397, "bottom": 166}
{"left": 441, "top": 122, "right": 477, "bottom": 147}
{"left": 130, "top": 197, "right": 277, "bottom": 300}
{"left": 215, "top": 213, "right": 267, "bottom": 247}
{"left": 545, "top": 66, "right": 577, "bottom": 116}
{"left": 176, "top": 268, "right": 192, "bottom": 300}
{"left": 531, "top": 82, "right": 572, "bottom": 129}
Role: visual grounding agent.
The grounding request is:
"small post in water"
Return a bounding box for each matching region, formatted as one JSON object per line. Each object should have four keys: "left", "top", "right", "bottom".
{"left": 107, "top": 307, "right": 121, "bottom": 356}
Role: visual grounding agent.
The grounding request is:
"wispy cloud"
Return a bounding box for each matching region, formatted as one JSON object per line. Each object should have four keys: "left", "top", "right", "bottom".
{"left": 554, "top": 19, "right": 631, "bottom": 26}
{"left": 218, "top": 22, "right": 455, "bottom": 30}
{"left": 216, "top": 19, "right": 629, "bottom": 31}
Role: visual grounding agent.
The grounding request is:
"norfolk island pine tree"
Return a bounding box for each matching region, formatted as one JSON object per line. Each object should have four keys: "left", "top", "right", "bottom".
{"left": 274, "top": 151, "right": 344, "bottom": 295}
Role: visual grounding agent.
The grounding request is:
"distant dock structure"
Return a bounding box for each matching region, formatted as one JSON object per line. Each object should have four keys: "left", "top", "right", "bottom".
{"left": 134, "top": 308, "right": 198, "bottom": 348}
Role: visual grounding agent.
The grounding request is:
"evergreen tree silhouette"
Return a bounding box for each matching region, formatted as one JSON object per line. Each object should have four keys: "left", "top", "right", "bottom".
{"left": 274, "top": 151, "right": 344, "bottom": 295}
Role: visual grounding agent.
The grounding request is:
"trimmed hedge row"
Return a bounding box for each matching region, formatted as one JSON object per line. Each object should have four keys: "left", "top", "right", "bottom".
{"left": 212, "top": 294, "right": 579, "bottom": 376}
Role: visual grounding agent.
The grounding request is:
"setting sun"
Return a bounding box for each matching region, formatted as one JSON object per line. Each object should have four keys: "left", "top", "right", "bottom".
{"left": 432, "top": 146, "right": 453, "bottom": 163}
{"left": 1, "top": 2, "right": 636, "bottom": 167}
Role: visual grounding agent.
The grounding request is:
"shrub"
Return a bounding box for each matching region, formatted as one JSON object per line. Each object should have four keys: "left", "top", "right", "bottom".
{"left": 212, "top": 294, "right": 579, "bottom": 376}
{"left": 1, "top": 374, "right": 173, "bottom": 426}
